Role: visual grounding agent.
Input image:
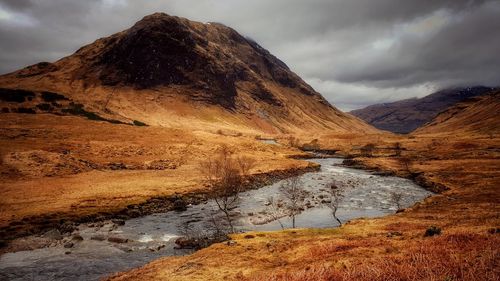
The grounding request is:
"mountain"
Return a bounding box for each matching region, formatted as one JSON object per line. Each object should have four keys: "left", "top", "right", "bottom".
{"left": 0, "top": 12, "right": 374, "bottom": 135}
{"left": 414, "top": 89, "right": 500, "bottom": 136}
{"left": 0, "top": 13, "right": 378, "bottom": 244}
{"left": 350, "top": 86, "right": 495, "bottom": 134}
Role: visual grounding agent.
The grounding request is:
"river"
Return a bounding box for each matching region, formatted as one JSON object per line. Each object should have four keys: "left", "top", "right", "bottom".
{"left": 0, "top": 158, "right": 433, "bottom": 281}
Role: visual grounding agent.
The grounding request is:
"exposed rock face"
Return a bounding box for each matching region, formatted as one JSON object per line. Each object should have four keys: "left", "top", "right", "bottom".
{"left": 0, "top": 12, "right": 376, "bottom": 134}
{"left": 80, "top": 13, "right": 320, "bottom": 109}
{"left": 350, "top": 86, "right": 496, "bottom": 134}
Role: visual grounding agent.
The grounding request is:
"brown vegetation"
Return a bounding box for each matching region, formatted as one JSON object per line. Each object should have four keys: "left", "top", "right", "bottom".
{"left": 107, "top": 93, "right": 500, "bottom": 280}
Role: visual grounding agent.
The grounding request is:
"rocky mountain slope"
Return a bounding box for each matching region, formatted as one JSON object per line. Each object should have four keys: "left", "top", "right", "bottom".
{"left": 350, "top": 86, "right": 495, "bottom": 134}
{"left": 0, "top": 12, "right": 374, "bottom": 135}
{"left": 414, "top": 90, "right": 500, "bottom": 136}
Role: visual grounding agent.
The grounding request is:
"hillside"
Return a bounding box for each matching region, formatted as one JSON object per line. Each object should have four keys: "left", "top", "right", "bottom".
{"left": 414, "top": 90, "right": 500, "bottom": 136}
{"left": 0, "top": 12, "right": 374, "bottom": 135}
{"left": 0, "top": 13, "right": 378, "bottom": 242}
{"left": 350, "top": 86, "right": 495, "bottom": 134}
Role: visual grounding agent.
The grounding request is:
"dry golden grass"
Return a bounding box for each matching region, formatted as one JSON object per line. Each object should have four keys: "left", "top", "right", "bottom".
{"left": 257, "top": 233, "right": 499, "bottom": 281}
{"left": 107, "top": 132, "right": 500, "bottom": 281}
{"left": 0, "top": 113, "right": 314, "bottom": 229}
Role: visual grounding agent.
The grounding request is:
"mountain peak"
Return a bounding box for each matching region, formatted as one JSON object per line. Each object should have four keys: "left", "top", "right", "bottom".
{"left": 82, "top": 12, "right": 322, "bottom": 109}
{"left": 130, "top": 12, "right": 186, "bottom": 32}
{"left": 0, "top": 13, "right": 375, "bottom": 135}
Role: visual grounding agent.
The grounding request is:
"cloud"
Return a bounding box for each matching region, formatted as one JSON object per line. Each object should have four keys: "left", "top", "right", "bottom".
{"left": 0, "top": 0, "right": 498, "bottom": 110}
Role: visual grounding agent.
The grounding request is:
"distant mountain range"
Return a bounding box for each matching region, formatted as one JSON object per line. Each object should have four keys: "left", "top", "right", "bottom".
{"left": 350, "top": 86, "right": 496, "bottom": 134}
{"left": 415, "top": 89, "right": 500, "bottom": 136}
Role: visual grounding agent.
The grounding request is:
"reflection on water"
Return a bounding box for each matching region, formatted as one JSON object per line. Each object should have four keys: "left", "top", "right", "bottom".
{"left": 0, "top": 158, "right": 432, "bottom": 281}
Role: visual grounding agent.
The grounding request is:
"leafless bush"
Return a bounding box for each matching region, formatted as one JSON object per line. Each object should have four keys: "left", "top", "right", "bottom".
{"left": 325, "top": 181, "right": 344, "bottom": 226}
{"left": 236, "top": 156, "right": 256, "bottom": 180}
{"left": 176, "top": 210, "right": 229, "bottom": 249}
{"left": 390, "top": 192, "right": 403, "bottom": 211}
{"left": 265, "top": 196, "right": 285, "bottom": 230}
{"left": 400, "top": 157, "right": 412, "bottom": 172}
{"left": 279, "top": 177, "right": 309, "bottom": 228}
{"left": 199, "top": 146, "right": 255, "bottom": 233}
{"left": 360, "top": 143, "right": 376, "bottom": 157}
{"left": 394, "top": 142, "right": 402, "bottom": 157}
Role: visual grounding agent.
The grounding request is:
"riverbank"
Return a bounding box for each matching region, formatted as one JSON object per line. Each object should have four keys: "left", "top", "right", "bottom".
{"left": 0, "top": 158, "right": 433, "bottom": 281}
{"left": 0, "top": 160, "right": 319, "bottom": 254}
{"left": 106, "top": 134, "right": 500, "bottom": 281}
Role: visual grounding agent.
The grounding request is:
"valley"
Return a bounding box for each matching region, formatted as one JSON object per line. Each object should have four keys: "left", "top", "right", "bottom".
{"left": 0, "top": 8, "right": 498, "bottom": 281}
{"left": 0, "top": 158, "right": 432, "bottom": 280}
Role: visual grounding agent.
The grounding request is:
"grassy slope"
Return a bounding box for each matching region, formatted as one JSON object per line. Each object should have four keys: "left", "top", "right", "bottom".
{"left": 107, "top": 132, "right": 500, "bottom": 281}
{"left": 0, "top": 113, "right": 321, "bottom": 233}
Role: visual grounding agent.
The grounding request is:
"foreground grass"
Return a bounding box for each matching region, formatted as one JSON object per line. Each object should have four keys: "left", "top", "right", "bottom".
{"left": 256, "top": 232, "right": 499, "bottom": 281}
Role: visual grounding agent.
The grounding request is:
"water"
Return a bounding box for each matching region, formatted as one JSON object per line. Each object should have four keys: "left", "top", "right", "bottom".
{"left": 0, "top": 158, "right": 433, "bottom": 281}
{"left": 259, "top": 139, "right": 279, "bottom": 145}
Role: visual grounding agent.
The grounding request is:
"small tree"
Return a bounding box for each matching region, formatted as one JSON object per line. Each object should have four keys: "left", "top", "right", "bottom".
{"left": 390, "top": 192, "right": 403, "bottom": 211}
{"left": 394, "top": 142, "right": 402, "bottom": 157}
{"left": 279, "top": 177, "right": 308, "bottom": 228}
{"left": 199, "top": 146, "right": 255, "bottom": 233}
{"left": 236, "top": 156, "right": 256, "bottom": 181}
{"left": 325, "top": 181, "right": 344, "bottom": 226}
{"left": 265, "top": 196, "right": 285, "bottom": 230}
{"left": 400, "top": 156, "right": 412, "bottom": 173}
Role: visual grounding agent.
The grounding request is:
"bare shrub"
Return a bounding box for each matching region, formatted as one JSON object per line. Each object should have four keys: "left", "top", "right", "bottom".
{"left": 199, "top": 146, "right": 256, "bottom": 233}
{"left": 176, "top": 210, "right": 229, "bottom": 249}
{"left": 400, "top": 157, "right": 412, "bottom": 172}
{"left": 394, "top": 142, "right": 402, "bottom": 157}
{"left": 360, "top": 143, "right": 376, "bottom": 157}
{"left": 279, "top": 177, "right": 308, "bottom": 228}
{"left": 236, "top": 156, "right": 256, "bottom": 180}
{"left": 390, "top": 192, "right": 404, "bottom": 211}
{"left": 424, "top": 226, "right": 442, "bottom": 237}
{"left": 265, "top": 196, "right": 285, "bottom": 230}
{"left": 325, "top": 181, "right": 344, "bottom": 226}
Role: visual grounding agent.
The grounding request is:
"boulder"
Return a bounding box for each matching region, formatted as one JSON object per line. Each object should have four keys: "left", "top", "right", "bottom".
{"left": 43, "top": 229, "right": 62, "bottom": 240}
{"left": 112, "top": 219, "right": 126, "bottom": 226}
{"left": 108, "top": 236, "right": 128, "bottom": 243}
{"left": 90, "top": 234, "right": 106, "bottom": 241}
{"left": 172, "top": 199, "right": 187, "bottom": 212}
{"left": 72, "top": 234, "right": 84, "bottom": 241}
{"left": 174, "top": 237, "right": 205, "bottom": 249}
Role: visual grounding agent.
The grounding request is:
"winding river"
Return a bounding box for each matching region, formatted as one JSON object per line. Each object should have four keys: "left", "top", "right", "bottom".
{"left": 0, "top": 158, "right": 433, "bottom": 281}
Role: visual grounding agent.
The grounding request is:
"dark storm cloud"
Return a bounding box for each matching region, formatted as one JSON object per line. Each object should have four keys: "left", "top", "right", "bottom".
{"left": 0, "top": 0, "right": 498, "bottom": 110}
{"left": 0, "top": 0, "right": 33, "bottom": 11}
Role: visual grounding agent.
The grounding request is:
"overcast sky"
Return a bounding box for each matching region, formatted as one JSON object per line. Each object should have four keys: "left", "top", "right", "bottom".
{"left": 0, "top": 0, "right": 499, "bottom": 110}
